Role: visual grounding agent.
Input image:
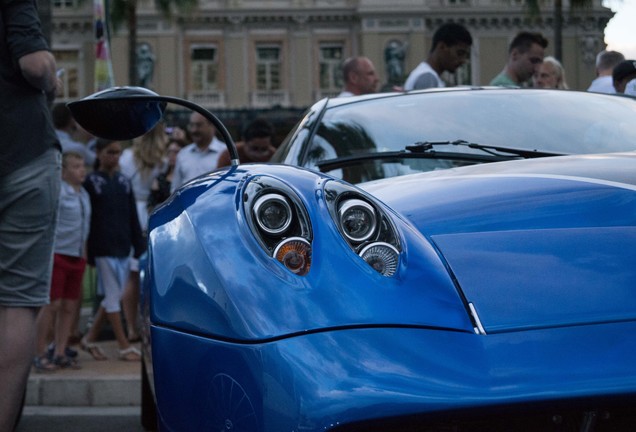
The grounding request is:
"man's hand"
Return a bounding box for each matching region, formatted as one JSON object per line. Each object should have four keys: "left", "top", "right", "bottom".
{"left": 18, "top": 50, "right": 58, "bottom": 94}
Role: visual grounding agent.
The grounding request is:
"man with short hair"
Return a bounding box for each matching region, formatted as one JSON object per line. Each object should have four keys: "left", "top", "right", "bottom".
{"left": 337, "top": 56, "right": 380, "bottom": 97}
{"left": 612, "top": 59, "right": 636, "bottom": 94}
{"left": 587, "top": 50, "right": 625, "bottom": 94}
{"left": 490, "top": 31, "right": 548, "bottom": 87}
{"left": 404, "top": 22, "right": 473, "bottom": 90}
{"left": 171, "top": 111, "right": 226, "bottom": 192}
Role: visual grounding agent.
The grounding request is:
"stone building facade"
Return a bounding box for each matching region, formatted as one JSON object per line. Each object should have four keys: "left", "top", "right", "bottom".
{"left": 52, "top": 0, "right": 613, "bottom": 109}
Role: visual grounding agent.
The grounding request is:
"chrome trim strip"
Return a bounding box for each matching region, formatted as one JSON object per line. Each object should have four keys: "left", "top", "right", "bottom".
{"left": 469, "top": 302, "right": 487, "bottom": 335}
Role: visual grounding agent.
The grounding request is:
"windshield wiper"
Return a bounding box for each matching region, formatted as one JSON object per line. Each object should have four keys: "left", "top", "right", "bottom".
{"left": 406, "top": 140, "right": 566, "bottom": 159}
{"left": 315, "top": 140, "right": 566, "bottom": 173}
{"left": 315, "top": 149, "right": 509, "bottom": 173}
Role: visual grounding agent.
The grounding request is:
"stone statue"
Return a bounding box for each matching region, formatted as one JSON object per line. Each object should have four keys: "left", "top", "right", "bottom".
{"left": 136, "top": 42, "right": 156, "bottom": 88}
{"left": 384, "top": 39, "right": 407, "bottom": 87}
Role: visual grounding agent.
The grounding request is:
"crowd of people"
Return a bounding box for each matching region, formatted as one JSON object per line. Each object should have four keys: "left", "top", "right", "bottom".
{"left": 338, "top": 23, "right": 636, "bottom": 97}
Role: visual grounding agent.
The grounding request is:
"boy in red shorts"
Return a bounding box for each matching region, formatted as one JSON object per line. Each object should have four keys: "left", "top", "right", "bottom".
{"left": 34, "top": 152, "right": 91, "bottom": 370}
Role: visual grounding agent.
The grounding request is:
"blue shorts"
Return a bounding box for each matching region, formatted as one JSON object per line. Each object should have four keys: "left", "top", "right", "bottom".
{"left": 0, "top": 148, "right": 61, "bottom": 307}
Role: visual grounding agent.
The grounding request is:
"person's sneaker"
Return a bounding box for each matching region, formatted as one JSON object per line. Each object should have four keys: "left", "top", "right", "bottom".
{"left": 47, "top": 343, "right": 78, "bottom": 359}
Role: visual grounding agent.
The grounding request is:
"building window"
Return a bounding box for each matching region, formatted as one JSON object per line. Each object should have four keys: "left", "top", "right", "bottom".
{"left": 191, "top": 45, "right": 218, "bottom": 91}
{"left": 256, "top": 45, "right": 281, "bottom": 91}
{"left": 319, "top": 44, "right": 344, "bottom": 92}
{"left": 52, "top": 49, "right": 80, "bottom": 100}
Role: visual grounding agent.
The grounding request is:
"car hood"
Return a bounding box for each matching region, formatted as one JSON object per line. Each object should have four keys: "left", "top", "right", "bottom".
{"left": 365, "top": 153, "right": 636, "bottom": 333}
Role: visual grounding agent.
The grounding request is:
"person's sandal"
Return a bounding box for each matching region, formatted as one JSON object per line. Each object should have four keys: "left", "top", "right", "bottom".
{"left": 80, "top": 337, "right": 108, "bottom": 361}
{"left": 119, "top": 346, "right": 141, "bottom": 362}
{"left": 33, "top": 355, "right": 58, "bottom": 373}
{"left": 53, "top": 355, "right": 81, "bottom": 369}
{"left": 47, "top": 343, "right": 78, "bottom": 359}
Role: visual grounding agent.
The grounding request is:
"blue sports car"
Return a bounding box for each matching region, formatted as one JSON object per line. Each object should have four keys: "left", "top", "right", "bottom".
{"left": 69, "top": 87, "right": 636, "bottom": 431}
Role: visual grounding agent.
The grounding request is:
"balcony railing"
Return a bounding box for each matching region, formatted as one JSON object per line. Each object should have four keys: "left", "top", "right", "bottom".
{"left": 188, "top": 91, "right": 226, "bottom": 109}
{"left": 250, "top": 90, "right": 290, "bottom": 108}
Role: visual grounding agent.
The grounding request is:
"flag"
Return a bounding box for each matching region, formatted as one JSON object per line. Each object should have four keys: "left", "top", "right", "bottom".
{"left": 94, "top": 0, "right": 115, "bottom": 91}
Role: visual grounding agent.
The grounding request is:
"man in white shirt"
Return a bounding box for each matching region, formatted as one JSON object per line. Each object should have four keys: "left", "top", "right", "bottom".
{"left": 587, "top": 50, "right": 624, "bottom": 94}
{"left": 171, "top": 112, "right": 226, "bottom": 192}
{"left": 404, "top": 22, "right": 472, "bottom": 90}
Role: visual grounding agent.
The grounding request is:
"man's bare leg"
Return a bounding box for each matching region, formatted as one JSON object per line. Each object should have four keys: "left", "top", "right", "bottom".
{"left": 0, "top": 306, "right": 38, "bottom": 432}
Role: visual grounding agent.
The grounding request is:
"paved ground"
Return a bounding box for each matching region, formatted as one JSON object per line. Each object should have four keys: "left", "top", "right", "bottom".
{"left": 26, "top": 339, "right": 141, "bottom": 407}
{"left": 21, "top": 306, "right": 148, "bottom": 430}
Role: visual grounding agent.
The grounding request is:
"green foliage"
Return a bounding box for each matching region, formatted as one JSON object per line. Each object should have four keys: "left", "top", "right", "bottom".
{"left": 155, "top": 0, "right": 198, "bottom": 16}
{"left": 108, "top": 0, "right": 198, "bottom": 31}
{"left": 108, "top": 0, "right": 129, "bottom": 32}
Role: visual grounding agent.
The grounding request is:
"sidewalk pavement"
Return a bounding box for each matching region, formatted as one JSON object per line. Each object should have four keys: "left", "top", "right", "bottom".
{"left": 26, "top": 338, "right": 141, "bottom": 408}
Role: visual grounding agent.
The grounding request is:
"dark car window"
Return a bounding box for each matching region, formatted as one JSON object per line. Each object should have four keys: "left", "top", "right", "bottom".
{"left": 274, "top": 90, "right": 636, "bottom": 183}
{"left": 317, "top": 91, "right": 636, "bottom": 155}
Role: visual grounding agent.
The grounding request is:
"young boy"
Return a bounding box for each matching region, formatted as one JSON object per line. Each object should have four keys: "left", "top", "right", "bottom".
{"left": 34, "top": 152, "right": 91, "bottom": 370}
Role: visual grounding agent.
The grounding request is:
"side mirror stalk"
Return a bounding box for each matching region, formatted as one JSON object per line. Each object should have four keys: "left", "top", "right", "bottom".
{"left": 68, "top": 86, "right": 240, "bottom": 166}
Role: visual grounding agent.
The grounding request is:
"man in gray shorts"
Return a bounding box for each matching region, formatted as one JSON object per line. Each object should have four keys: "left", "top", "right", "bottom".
{"left": 0, "top": 0, "right": 62, "bottom": 429}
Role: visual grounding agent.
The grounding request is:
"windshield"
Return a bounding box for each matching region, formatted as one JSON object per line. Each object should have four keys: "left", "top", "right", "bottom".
{"left": 275, "top": 89, "right": 636, "bottom": 183}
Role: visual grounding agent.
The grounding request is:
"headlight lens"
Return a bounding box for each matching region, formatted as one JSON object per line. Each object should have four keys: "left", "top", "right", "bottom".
{"left": 338, "top": 199, "right": 377, "bottom": 243}
{"left": 325, "top": 181, "right": 401, "bottom": 277}
{"left": 244, "top": 177, "right": 313, "bottom": 277}
{"left": 274, "top": 237, "right": 312, "bottom": 275}
{"left": 253, "top": 193, "right": 292, "bottom": 235}
{"left": 359, "top": 242, "right": 399, "bottom": 277}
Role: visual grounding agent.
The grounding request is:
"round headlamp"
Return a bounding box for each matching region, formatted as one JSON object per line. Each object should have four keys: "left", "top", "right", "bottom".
{"left": 253, "top": 193, "right": 292, "bottom": 235}
{"left": 359, "top": 242, "right": 399, "bottom": 277}
{"left": 338, "top": 199, "right": 377, "bottom": 243}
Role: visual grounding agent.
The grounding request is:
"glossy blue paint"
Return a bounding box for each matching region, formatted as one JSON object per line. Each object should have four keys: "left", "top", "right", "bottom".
{"left": 151, "top": 322, "right": 636, "bottom": 432}
{"left": 147, "top": 164, "right": 473, "bottom": 341}
{"left": 434, "top": 227, "right": 636, "bottom": 332}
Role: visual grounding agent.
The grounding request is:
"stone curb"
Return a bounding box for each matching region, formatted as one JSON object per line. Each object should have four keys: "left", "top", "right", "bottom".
{"left": 27, "top": 339, "right": 141, "bottom": 407}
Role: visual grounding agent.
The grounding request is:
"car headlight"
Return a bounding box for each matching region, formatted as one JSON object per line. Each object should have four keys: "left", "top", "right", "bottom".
{"left": 325, "top": 181, "right": 401, "bottom": 277}
{"left": 338, "top": 199, "right": 377, "bottom": 243}
{"left": 244, "top": 177, "right": 312, "bottom": 276}
{"left": 253, "top": 193, "right": 292, "bottom": 235}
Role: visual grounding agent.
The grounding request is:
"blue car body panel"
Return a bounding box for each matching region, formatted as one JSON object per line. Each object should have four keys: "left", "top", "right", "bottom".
{"left": 151, "top": 322, "right": 636, "bottom": 432}
{"left": 147, "top": 165, "right": 473, "bottom": 341}
{"left": 143, "top": 153, "right": 636, "bottom": 431}
{"left": 433, "top": 227, "right": 636, "bottom": 333}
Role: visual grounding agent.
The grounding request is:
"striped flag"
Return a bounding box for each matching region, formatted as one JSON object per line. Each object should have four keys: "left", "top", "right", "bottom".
{"left": 94, "top": 0, "right": 115, "bottom": 91}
